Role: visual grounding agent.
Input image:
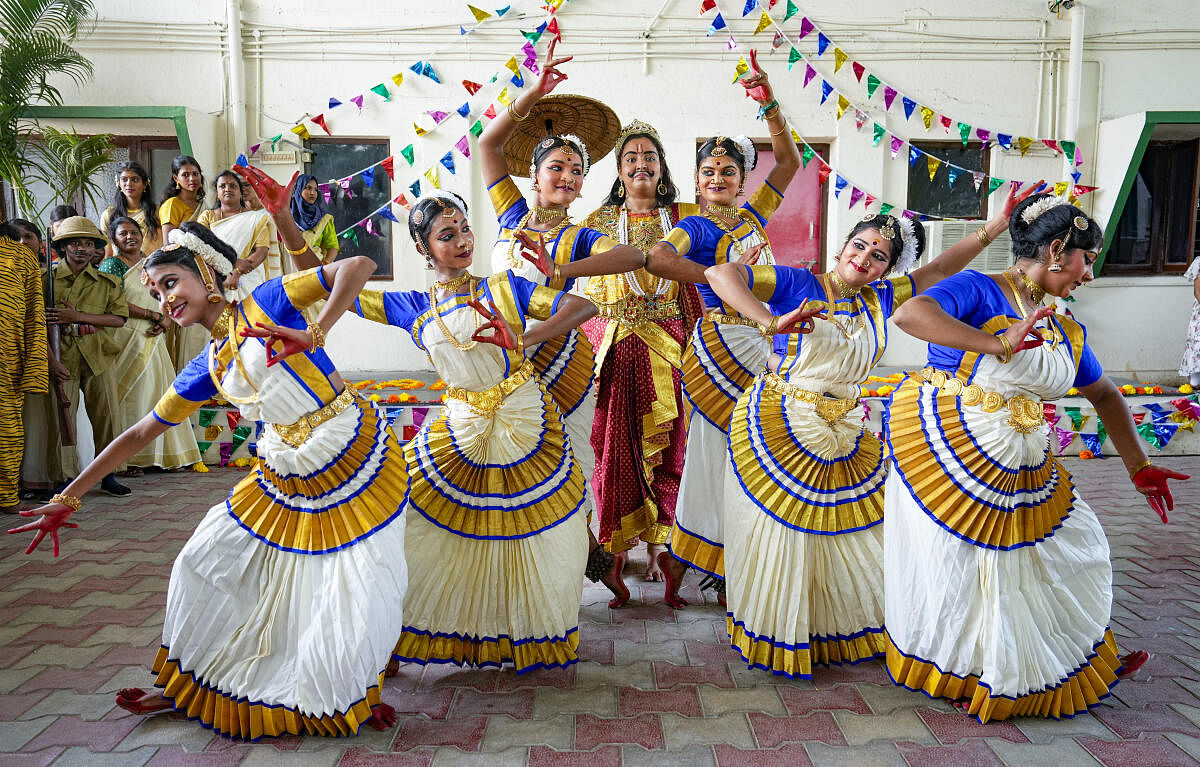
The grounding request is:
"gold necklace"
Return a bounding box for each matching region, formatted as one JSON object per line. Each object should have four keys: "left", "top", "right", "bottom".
{"left": 428, "top": 282, "right": 482, "bottom": 352}
{"left": 1013, "top": 268, "right": 1046, "bottom": 304}
{"left": 506, "top": 210, "right": 572, "bottom": 273}
{"left": 532, "top": 205, "right": 567, "bottom": 225}
{"left": 434, "top": 272, "right": 474, "bottom": 292}
{"left": 702, "top": 212, "right": 746, "bottom": 259}
{"left": 1002, "top": 270, "right": 1061, "bottom": 347}
{"left": 705, "top": 202, "right": 743, "bottom": 223}
{"left": 207, "top": 302, "right": 261, "bottom": 404}
{"left": 828, "top": 271, "right": 860, "bottom": 299}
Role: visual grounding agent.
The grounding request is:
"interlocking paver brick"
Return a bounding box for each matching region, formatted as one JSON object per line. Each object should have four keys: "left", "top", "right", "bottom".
{"left": 713, "top": 743, "right": 813, "bottom": 766}
{"left": 575, "top": 712, "right": 663, "bottom": 750}
{"left": 448, "top": 689, "right": 535, "bottom": 719}
{"left": 478, "top": 714, "right": 573, "bottom": 751}
{"left": 619, "top": 687, "right": 703, "bottom": 717}
{"left": 338, "top": 747, "right": 434, "bottom": 766}
{"left": 916, "top": 707, "right": 1029, "bottom": 744}
{"left": 834, "top": 709, "right": 937, "bottom": 746}
{"left": 653, "top": 661, "right": 734, "bottom": 689}
{"left": 393, "top": 716, "right": 487, "bottom": 752}
{"left": 895, "top": 738, "right": 1004, "bottom": 766}
{"left": 526, "top": 745, "right": 620, "bottom": 767}
{"left": 747, "top": 711, "right": 846, "bottom": 747}
{"left": 988, "top": 737, "right": 1102, "bottom": 767}
{"left": 622, "top": 743, "right": 718, "bottom": 767}
{"left": 1077, "top": 733, "right": 1198, "bottom": 766}
{"left": 778, "top": 683, "right": 871, "bottom": 716}
{"left": 697, "top": 686, "right": 786, "bottom": 717}
{"left": 427, "top": 746, "right": 523, "bottom": 766}
{"left": 803, "top": 741, "right": 907, "bottom": 766}
{"left": 1092, "top": 702, "right": 1200, "bottom": 739}
{"left": 613, "top": 638, "right": 687, "bottom": 665}
{"left": 660, "top": 712, "right": 755, "bottom": 749}
{"left": 533, "top": 686, "right": 618, "bottom": 718}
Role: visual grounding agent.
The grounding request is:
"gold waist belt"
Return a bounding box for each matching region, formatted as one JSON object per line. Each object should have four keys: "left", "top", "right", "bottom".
{"left": 446, "top": 359, "right": 535, "bottom": 417}
{"left": 597, "top": 294, "right": 680, "bottom": 327}
{"left": 706, "top": 310, "right": 759, "bottom": 329}
{"left": 918, "top": 367, "right": 1044, "bottom": 434}
{"left": 271, "top": 387, "right": 358, "bottom": 448}
{"left": 762, "top": 371, "right": 861, "bottom": 425}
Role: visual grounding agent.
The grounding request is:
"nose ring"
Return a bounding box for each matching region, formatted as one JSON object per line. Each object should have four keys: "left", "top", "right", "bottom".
{"left": 166, "top": 295, "right": 177, "bottom": 305}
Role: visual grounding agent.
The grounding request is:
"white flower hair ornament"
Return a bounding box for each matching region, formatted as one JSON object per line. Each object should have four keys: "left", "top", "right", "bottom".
{"left": 730, "top": 134, "right": 757, "bottom": 171}
{"left": 557, "top": 133, "right": 591, "bottom": 175}
{"left": 891, "top": 215, "right": 919, "bottom": 274}
{"left": 1020, "top": 195, "right": 1072, "bottom": 225}
{"left": 167, "top": 228, "right": 237, "bottom": 299}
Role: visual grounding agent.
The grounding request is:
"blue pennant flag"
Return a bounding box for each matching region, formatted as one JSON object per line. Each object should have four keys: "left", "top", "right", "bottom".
{"left": 460, "top": 25, "right": 468, "bottom": 35}
{"left": 817, "top": 33, "right": 830, "bottom": 56}
{"left": 820, "top": 80, "right": 832, "bottom": 104}
{"left": 707, "top": 13, "right": 726, "bottom": 35}
{"left": 234, "top": 154, "right": 248, "bottom": 167}
{"left": 440, "top": 151, "right": 456, "bottom": 174}
{"left": 834, "top": 175, "right": 847, "bottom": 197}
{"left": 742, "top": 0, "right": 757, "bottom": 15}
{"left": 1071, "top": 169, "right": 1082, "bottom": 183}
{"left": 996, "top": 134, "right": 1013, "bottom": 150}
{"left": 409, "top": 180, "right": 421, "bottom": 198}
{"left": 496, "top": 5, "right": 510, "bottom": 15}
{"left": 909, "top": 146, "right": 922, "bottom": 167}
{"left": 361, "top": 166, "right": 375, "bottom": 188}
{"left": 422, "top": 62, "right": 441, "bottom": 83}
{"left": 902, "top": 97, "right": 916, "bottom": 120}
{"left": 511, "top": 71, "right": 523, "bottom": 87}
{"left": 457, "top": 102, "right": 471, "bottom": 118}
{"left": 380, "top": 207, "right": 401, "bottom": 223}
{"left": 329, "top": 97, "right": 342, "bottom": 109}
{"left": 948, "top": 168, "right": 958, "bottom": 187}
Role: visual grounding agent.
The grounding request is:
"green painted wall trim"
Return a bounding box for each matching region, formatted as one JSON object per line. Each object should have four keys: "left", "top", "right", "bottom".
{"left": 22, "top": 105, "right": 193, "bottom": 156}
{"left": 1097, "top": 110, "right": 1200, "bottom": 272}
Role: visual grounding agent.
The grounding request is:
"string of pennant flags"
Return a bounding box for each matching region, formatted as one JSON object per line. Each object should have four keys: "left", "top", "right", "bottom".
{"left": 706, "top": 0, "right": 1088, "bottom": 174}
{"left": 234, "top": 1, "right": 570, "bottom": 245}
{"left": 1050, "top": 395, "right": 1200, "bottom": 456}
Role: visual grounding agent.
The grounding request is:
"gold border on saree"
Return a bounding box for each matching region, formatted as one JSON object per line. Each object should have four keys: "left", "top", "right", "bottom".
{"left": 705, "top": 310, "right": 759, "bottom": 329}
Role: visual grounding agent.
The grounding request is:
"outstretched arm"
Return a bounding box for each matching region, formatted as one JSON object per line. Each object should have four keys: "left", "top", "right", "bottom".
{"left": 646, "top": 242, "right": 709, "bottom": 285}
{"left": 705, "top": 261, "right": 825, "bottom": 334}
{"left": 743, "top": 50, "right": 801, "bottom": 194}
{"left": 524, "top": 293, "right": 597, "bottom": 347}
{"left": 479, "top": 38, "right": 573, "bottom": 187}
{"left": 893, "top": 293, "right": 1052, "bottom": 359}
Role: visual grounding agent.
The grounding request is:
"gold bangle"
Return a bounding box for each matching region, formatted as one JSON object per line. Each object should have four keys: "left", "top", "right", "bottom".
{"left": 307, "top": 321, "right": 326, "bottom": 352}
{"left": 285, "top": 243, "right": 310, "bottom": 256}
{"left": 760, "top": 315, "right": 779, "bottom": 338}
{"left": 976, "top": 226, "right": 993, "bottom": 247}
{"left": 508, "top": 101, "right": 531, "bottom": 122}
{"left": 49, "top": 493, "right": 82, "bottom": 510}
{"left": 1129, "top": 459, "right": 1153, "bottom": 480}
{"left": 995, "top": 335, "right": 1013, "bottom": 364}
{"left": 769, "top": 121, "right": 788, "bottom": 136}
{"left": 551, "top": 263, "right": 561, "bottom": 283}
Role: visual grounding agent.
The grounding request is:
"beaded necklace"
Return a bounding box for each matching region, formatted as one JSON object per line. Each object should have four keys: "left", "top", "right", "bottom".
{"left": 428, "top": 275, "right": 481, "bottom": 352}
{"left": 617, "top": 205, "right": 673, "bottom": 298}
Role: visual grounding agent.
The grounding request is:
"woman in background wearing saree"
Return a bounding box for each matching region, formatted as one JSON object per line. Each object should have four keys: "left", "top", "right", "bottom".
{"left": 198, "top": 170, "right": 271, "bottom": 302}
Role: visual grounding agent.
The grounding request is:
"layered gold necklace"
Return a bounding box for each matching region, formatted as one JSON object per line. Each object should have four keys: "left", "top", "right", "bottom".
{"left": 1003, "top": 269, "right": 1061, "bottom": 346}
{"left": 207, "top": 302, "right": 261, "bottom": 404}
{"left": 820, "top": 274, "right": 866, "bottom": 339}
{"left": 506, "top": 210, "right": 572, "bottom": 273}
{"left": 429, "top": 274, "right": 481, "bottom": 352}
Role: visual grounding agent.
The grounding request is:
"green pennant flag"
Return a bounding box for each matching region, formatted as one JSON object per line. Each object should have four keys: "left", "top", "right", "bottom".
{"left": 197, "top": 408, "right": 216, "bottom": 428}
{"left": 783, "top": 0, "right": 798, "bottom": 21}
{"left": 230, "top": 424, "right": 253, "bottom": 453}
{"left": 370, "top": 83, "right": 390, "bottom": 101}
{"left": 196, "top": 441, "right": 213, "bottom": 455}
{"left": 1060, "top": 140, "right": 1076, "bottom": 162}
{"left": 341, "top": 229, "right": 360, "bottom": 247}
{"left": 1137, "top": 421, "right": 1160, "bottom": 449}
{"left": 879, "top": 203, "right": 894, "bottom": 216}
{"left": 401, "top": 144, "right": 415, "bottom": 165}
{"left": 1064, "top": 406, "right": 1084, "bottom": 432}
{"left": 958, "top": 122, "right": 971, "bottom": 147}
{"left": 787, "top": 47, "right": 801, "bottom": 69}
{"left": 521, "top": 29, "right": 542, "bottom": 43}
{"left": 986, "top": 177, "right": 1006, "bottom": 195}
{"left": 269, "top": 133, "right": 282, "bottom": 151}
{"left": 801, "top": 144, "right": 815, "bottom": 168}
{"left": 872, "top": 123, "right": 885, "bottom": 146}
{"left": 1096, "top": 419, "right": 1107, "bottom": 446}
{"left": 469, "top": 120, "right": 483, "bottom": 137}
{"left": 866, "top": 74, "right": 881, "bottom": 100}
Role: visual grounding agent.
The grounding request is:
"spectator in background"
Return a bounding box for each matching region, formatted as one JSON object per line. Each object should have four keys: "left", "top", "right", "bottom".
{"left": 290, "top": 174, "right": 338, "bottom": 268}
{"left": 100, "top": 161, "right": 162, "bottom": 259}
{"left": 158, "top": 154, "right": 204, "bottom": 242}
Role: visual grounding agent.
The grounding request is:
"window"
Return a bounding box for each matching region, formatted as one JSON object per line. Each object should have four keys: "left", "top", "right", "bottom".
{"left": 306, "top": 138, "right": 392, "bottom": 280}
{"left": 906, "top": 142, "right": 990, "bottom": 220}
{"left": 1107, "top": 139, "right": 1199, "bottom": 273}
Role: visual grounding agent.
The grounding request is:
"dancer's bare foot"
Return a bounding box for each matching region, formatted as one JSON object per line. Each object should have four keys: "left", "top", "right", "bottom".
{"left": 658, "top": 551, "right": 689, "bottom": 609}
{"left": 1118, "top": 650, "right": 1149, "bottom": 679}
{"left": 951, "top": 698, "right": 971, "bottom": 712}
{"left": 384, "top": 658, "right": 400, "bottom": 677}
{"left": 606, "top": 551, "right": 630, "bottom": 608}
{"left": 115, "top": 688, "right": 172, "bottom": 715}
{"left": 365, "top": 702, "right": 397, "bottom": 730}
{"left": 645, "top": 544, "right": 666, "bottom": 582}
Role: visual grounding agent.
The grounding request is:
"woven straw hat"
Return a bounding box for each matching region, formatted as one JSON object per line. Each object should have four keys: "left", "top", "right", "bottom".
{"left": 51, "top": 216, "right": 107, "bottom": 246}
{"left": 502, "top": 94, "right": 621, "bottom": 177}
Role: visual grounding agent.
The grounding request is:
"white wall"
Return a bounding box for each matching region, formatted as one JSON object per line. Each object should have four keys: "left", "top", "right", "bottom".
{"left": 43, "top": 0, "right": 1200, "bottom": 374}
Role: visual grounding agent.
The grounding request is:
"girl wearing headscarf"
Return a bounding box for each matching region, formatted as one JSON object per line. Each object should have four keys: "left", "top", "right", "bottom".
{"left": 290, "top": 174, "right": 338, "bottom": 268}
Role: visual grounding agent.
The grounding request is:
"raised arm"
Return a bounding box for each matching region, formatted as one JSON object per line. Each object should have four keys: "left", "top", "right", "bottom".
{"left": 908, "top": 181, "right": 1044, "bottom": 294}
{"left": 233, "top": 165, "right": 323, "bottom": 271}
{"left": 479, "top": 38, "right": 572, "bottom": 187}
{"left": 892, "top": 293, "right": 1052, "bottom": 361}
{"left": 742, "top": 50, "right": 801, "bottom": 194}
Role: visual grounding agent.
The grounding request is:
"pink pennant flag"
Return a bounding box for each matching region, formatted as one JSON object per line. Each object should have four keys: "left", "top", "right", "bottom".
{"left": 249, "top": 143, "right": 262, "bottom": 155}
{"left": 854, "top": 109, "right": 867, "bottom": 130}
{"left": 803, "top": 64, "right": 816, "bottom": 88}
{"left": 455, "top": 135, "right": 471, "bottom": 159}
{"left": 319, "top": 183, "right": 332, "bottom": 204}
{"left": 798, "top": 17, "right": 814, "bottom": 39}
{"left": 1043, "top": 139, "right": 1059, "bottom": 152}
{"left": 972, "top": 171, "right": 985, "bottom": 191}
{"left": 890, "top": 135, "right": 903, "bottom": 159}
{"left": 727, "top": 34, "right": 738, "bottom": 50}
{"left": 976, "top": 128, "right": 991, "bottom": 144}
{"left": 350, "top": 94, "right": 364, "bottom": 111}
{"left": 851, "top": 61, "right": 865, "bottom": 82}
{"left": 338, "top": 177, "right": 354, "bottom": 199}
{"left": 939, "top": 115, "right": 952, "bottom": 132}
{"left": 428, "top": 110, "right": 450, "bottom": 124}
{"left": 883, "top": 86, "right": 897, "bottom": 110}
{"left": 365, "top": 218, "right": 378, "bottom": 237}
{"left": 863, "top": 193, "right": 876, "bottom": 209}
{"left": 522, "top": 41, "right": 539, "bottom": 73}
{"left": 849, "top": 187, "right": 864, "bottom": 208}
{"left": 1055, "top": 427, "right": 1075, "bottom": 455}
{"left": 772, "top": 31, "right": 786, "bottom": 49}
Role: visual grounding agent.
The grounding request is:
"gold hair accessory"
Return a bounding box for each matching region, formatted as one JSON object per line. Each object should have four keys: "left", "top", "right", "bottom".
{"left": 440, "top": 203, "right": 455, "bottom": 218}
{"left": 539, "top": 138, "right": 556, "bottom": 149}
{"left": 616, "top": 119, "right": 661, "bottom": 151}
{"left": 49, "top": 493, "right": 82, "bottom": 510}
{"left": 861, "top": 212, "right": 877, "bottom": 223}
{"left": 878, "top": 216, "right": 897, "bottom": 241}
{"left": 306, "top": 321, "right": 326, "bottom": 353}
{"left": 161, "top": 243, "right": 183, "bottom": 252}
{"left": 192, "top": 252, "right": 223, "bottom": 303}
{"left": 559, "top": 143, "right": 574, "bottom": 157}
{"left": 710, "top": 137, "right": 728, "bottom": 157}
{"left": 411, "top": 208, "right": 425, "bottom": 226}
{"left": 1073, "top": 215, "right": 1088, "bottom": 231}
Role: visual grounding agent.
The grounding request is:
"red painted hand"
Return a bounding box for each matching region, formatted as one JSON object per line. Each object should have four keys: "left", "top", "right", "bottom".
{"left": 7, "top": 504, "right": 78, "bottom": 557}
{"left": 468, "top": 299, "right": 518, "bottom": 349}
{"left": 741, "top": 50, "right": 772, "bottom": 103}
{"left": 1002, "top": 179, "right": 1046, "bottom": 221}
{"left": 515, "top": 230, "right": 554, "bottom": 278}
{"left": 1001, "top": 305, "right": 1055, "bottom": 355}
{"left": 777, "top": 298, "right": 828, "bottom": 335}
{"left": 232, "top": 165, "right": 299, "bottom": 218}
{"left": 537, "top": 38, "right": 572, "bottom": 95}
{"left": 239, "top": 322, "right": 312, "bottom": 366}
{"left": 1132, "top": 465, "right": 1190, "bottom": 523}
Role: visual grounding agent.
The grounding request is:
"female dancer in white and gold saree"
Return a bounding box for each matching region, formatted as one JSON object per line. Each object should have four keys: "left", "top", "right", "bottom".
{"left": 354, "top": 192, "right": 598, "bottom": 672}
{"left": 704, "top": 182, "right": 1036, "bottom": 679}
{"left": 885, "top": 194, "right": 1187, "bottom": 721}
{"left": 14, "top": 167, "right": 408, "bottom": 739}
{"left": 644, "top": 54, "right": 801, "bottom": 607}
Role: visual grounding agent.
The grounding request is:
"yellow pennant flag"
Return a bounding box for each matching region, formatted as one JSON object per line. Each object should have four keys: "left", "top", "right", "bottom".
{"left": 497, "top": 87, "right": 513, "bottom": 105}
{"left": 291, "top": 124, "right": 311, "bottom": 141}
{"left": 424, "top": 166, "right": 440, "bottom": 188}
{"left": 834, "top": 48, "right": 847, "bottom": 72}
{"left": 919, "top": 106, "right": 935, "bottom": 130}
{"left": 732, "top": 56, "right": 749, "bottom": 84}
{"left": 1171, "top": 412, "right": 1196, "bottom": 431}
{"left": 391, "top": 72, "right": 404, "bottom": 88}
{"left": 790, "top": 128, "right": 802, "bottom": 143}
{"left": 1054, "top": 181, "right": 1069, "bottom": 196}
{"left": 505, "top": 56, "right": 520, "bottom": 77}
{"left": 836, "top": 95, "right": 849, "bottom": 120}
{"left": 754, "top": 11, "right": 771, "bottom": 35}
{"left": 927, "top": 155, "right": 941, "bottom": 182}
{"left": 413, "top": 122, "right": 428, "bottom": 137}
{"left": 1017, "top": 137, "right": 1034, "bottom": 156}
{"left": 468, "top": 4, "right": 490, "bottom": 22}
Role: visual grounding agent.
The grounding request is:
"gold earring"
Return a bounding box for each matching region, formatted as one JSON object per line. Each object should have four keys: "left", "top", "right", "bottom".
{"left": 617, "top": 182, "right": 625, "bottom": 197}
{"left": 1048, "top": 257, "right": 1063, "bottom": 273}
{"left": 657, "top": 182, "right": 667, "bottom": 195}
{"left": 737, "top": 182, "right": 745, "bottom": 196}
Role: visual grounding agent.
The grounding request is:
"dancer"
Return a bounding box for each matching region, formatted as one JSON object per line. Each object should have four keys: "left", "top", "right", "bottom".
{"left": 12, "top": 167, "right": 407, "bottom": 739}
{"left": 198, "top": 169, "right": 271, "bottom": 301}
{"left": 354, "top": 192, "right": 596, "bottom": 672}
{"left": 644, "top": 49, "right": 801, "bottom": 607}
{"left": 581, "top": 119, "right": 702, "bottom": 592}
{"left": 884, "top": 193, "right": 1187, "bottom": 721}
{"left": 100, "top": 216, "right": 202, "bottom": 472}
{"left": 706, "top": 183, "right": 1040, "bottom": 679}
{"left": 479, "top": 39, "right": 647, "bottom": 604}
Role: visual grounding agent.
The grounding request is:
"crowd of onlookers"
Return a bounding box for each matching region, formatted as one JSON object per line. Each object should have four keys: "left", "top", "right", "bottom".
{"left": 0, "top": 155, "right": 343, "bottom": 513}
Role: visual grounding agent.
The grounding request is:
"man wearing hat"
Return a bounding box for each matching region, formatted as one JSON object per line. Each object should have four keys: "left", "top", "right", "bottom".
{"left": 0, "top": 222, "right": 50, "bottom": 513}
{"left": 46, "top": 216, "right": 132, "bottom": 497}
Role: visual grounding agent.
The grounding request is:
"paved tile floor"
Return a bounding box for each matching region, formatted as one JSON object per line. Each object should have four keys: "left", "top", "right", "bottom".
{"left": 2, "top": 456, "right": 1200, "bottom": 765}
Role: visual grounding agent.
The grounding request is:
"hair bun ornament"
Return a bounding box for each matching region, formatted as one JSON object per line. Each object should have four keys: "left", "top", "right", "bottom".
{"left": 167, "top": 227, "right": 237, "bottom": 298}
{"left": 891, "top": 215, "right": 920, "bottom": 275}
{"left": 731, "top": 135, "right": 757, "bottom": 171}
{"left": 1020, "top": 195, "right": 1072, "bottom": 225}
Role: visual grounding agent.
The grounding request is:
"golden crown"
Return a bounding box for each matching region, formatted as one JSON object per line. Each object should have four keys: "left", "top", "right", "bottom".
{"left": 615, "top": 119, "right": 662, "bottom": 152}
